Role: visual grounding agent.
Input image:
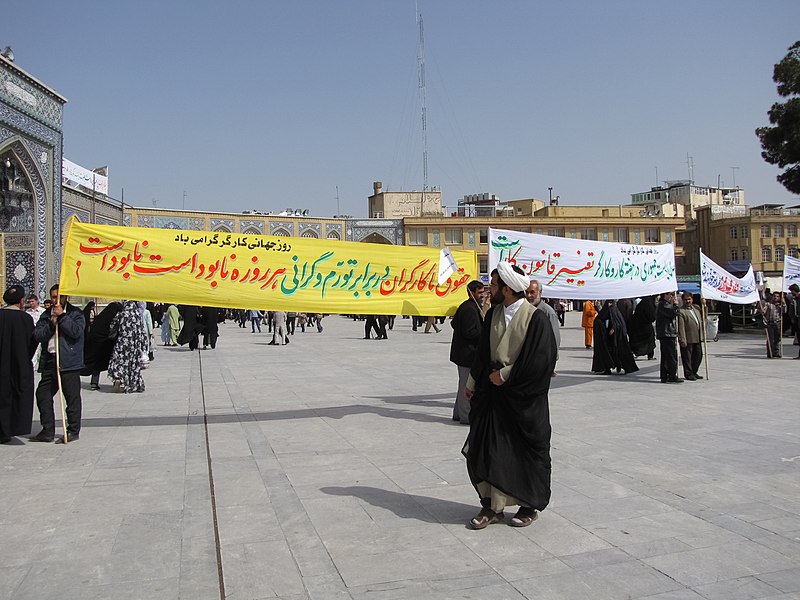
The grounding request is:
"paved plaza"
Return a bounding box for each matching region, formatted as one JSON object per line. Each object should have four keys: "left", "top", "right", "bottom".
{"left": 1, "top": 312, "right": 799, "bottom": 599}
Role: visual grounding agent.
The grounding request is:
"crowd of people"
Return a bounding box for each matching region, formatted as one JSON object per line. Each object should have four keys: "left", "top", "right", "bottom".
{"left": 0, "top": 284, "right": 252, "bottom": 444}
{"left": 448, "top": 270, "right": 800, "bottom": 531}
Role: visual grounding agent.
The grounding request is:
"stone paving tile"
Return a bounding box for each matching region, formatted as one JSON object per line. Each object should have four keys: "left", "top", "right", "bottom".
{"left": 692, "top": 576, "right": 783, "bottom": 600}
{"left": 643, "top": 541, "right": 798, "bottom": 587}
{"left": 513, "top": 560, "right": 683, "bottom": 599}
{"left": 4, "top": 315, "right": 800, "bottom": 598}
{"left": 755, "top": 568, "right": 800, "bottom": 593}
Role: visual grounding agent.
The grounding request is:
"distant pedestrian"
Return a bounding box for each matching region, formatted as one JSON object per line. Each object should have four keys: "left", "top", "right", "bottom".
{"left": 581, "top": 299, "right": 596, "bottom": 349}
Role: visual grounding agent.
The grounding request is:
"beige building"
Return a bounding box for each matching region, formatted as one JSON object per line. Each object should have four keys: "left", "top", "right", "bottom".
{"left": 692, "top": 203, "right": 800, "bottom": 286}
{"left": 368, "top": 181, "right": 444, "bottom": 218}
{"left": 406, "top": 204, "right": 685, "bottom": 276}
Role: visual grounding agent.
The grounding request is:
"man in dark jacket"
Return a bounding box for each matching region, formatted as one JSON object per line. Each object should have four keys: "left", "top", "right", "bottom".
{"left": 449, "top": 280, "right": 484, "bottom": 424}
{"left": 31, "top": 284, "right": 85, "bottom": 443}
{"left": 655, "top": 291, "right": 682, "bottom": 384}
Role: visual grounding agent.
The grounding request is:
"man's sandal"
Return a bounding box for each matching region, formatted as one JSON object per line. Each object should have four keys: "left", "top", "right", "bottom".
{"left": 470, "top": 507, "right": 504, "bottom": 530}
{"left": 509, "top": 507, "right": 538, "bottom": 527}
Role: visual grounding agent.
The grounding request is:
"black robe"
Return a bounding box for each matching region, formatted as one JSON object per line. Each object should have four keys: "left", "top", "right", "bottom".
{"left": 0, "top": 308, "right": 36, "bottom": 438}
{"left": 463, "top": 307, "right": 557, "bottom": 511}
{"left": 628, "top": 296, "right": 656, "bottom": 358}
{"left": 591, "top": 303, "right": 639, "bottom": 374}
{"left": 177, "top": 305, "right": 203, "bottom": 346}
{"left": 82, "top": 302, "right": 123, "bottom": 375}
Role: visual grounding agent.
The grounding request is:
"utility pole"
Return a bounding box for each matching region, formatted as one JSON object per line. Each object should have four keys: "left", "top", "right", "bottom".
{"left": 417, "top": 7, "right": 428, "bottom": 216}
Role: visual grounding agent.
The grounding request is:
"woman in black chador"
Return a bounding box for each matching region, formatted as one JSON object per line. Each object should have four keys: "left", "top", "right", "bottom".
{"left": 628, "top": 296, "right": 657, "bottom": 360}
{"left": 591, "top": 300, "right": 639, "bottom": 375}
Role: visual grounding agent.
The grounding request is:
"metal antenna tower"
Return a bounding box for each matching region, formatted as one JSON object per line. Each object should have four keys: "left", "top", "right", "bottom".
{"left": 417, "top": 7, "right": 428, "bottom": 214}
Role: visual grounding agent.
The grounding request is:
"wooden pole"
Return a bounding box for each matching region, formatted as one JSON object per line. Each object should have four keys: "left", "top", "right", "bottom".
{"left": 54, "top": 322, "right": 68, "bottom": 443}
{"left": 701, "top": 300, "right": 710, "bottom": 380}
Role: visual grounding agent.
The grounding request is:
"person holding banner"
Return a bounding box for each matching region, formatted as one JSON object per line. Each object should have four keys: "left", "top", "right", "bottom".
{"left": 462, "top": 263, "right": 557, "bottom": 529}
{"left": 30, "top": 285, "right": 85, "bottom": 443}
{"left": 677, "top": 292, "right": 705, "bottom": 381}
{"left": 655, "top": 292, "right": 682, "bottom": 383}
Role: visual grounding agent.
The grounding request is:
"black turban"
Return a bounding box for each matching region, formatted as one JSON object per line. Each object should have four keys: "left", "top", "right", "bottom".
{"left": 3, "top": 284, "right": 25, "bottom": 305}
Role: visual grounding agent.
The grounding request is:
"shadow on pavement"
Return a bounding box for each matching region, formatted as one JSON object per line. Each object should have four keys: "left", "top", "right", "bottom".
{"left": 320, "top": 485, "right": 476, "bottom": 526}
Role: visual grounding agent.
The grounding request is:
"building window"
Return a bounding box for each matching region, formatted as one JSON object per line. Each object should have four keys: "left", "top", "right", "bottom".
{"left": 645, "top": 228, "right": 660, "bottom": 243}
{"left": 444, "top": 229, "right": 463, "bottom": 245}
{"left": 761, "top": 225, "right": 771, "bottom": 238}
{"left": 601, "top": 230, "right": 609, "bottom": 242}
{"left": 731, "top": 249, "right": 738, "bottom": 261}
{"left": 616, "top": 228, "right": 629, "bottom": 243}
{"left": 776, "top": 246, "right": 785, "bottom": 261}
{"left": 273, "top": 228, "right": 290, "bottom": 237}
{"left": 548, "top": 227, "right": 565, "bottom": 237}
{"left": 300, "top": 230, "right": 318, "bottom": 238}
{"left": 790, "top": 246, "right": 799, "bottom": 258}
{"left": 789, "top": 224, "right": 798, "bottom": 237}
{"left": 408, "top": 228, "right": 427, "bottom": 245}
{"left": 479, "top": 229, "right": 488, "bottom": 244}
{"left": 762, "top": 246, "right": 772, "bottom": 262}
{"left": 730, "top": 227, "right": 738, "bottom": 239}
{"left": 580, "top": 228, "right": 596, "bottom": 241}
{"left": 479, "top": 256, "right": 488, "bottom": 274}
{"left": 775, "top": 224, "right": 784, "bottom": 237}
{"left": 741, "top": 248, "right": 748, "bottom": 260}
{"left": 741, "top": 226, "right": 749, "bottom": 238}
{"left": 327, "top": 230, "right": 340, "bottom": 240}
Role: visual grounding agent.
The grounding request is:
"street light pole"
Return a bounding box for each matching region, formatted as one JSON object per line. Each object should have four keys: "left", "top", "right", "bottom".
{"left": 548, "top": 187, "right": 553, "bottom": 205}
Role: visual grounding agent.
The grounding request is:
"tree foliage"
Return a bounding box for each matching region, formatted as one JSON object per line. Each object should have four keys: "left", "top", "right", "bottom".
{"left": 756, "top": 41, "right": 800, "bottom": 195}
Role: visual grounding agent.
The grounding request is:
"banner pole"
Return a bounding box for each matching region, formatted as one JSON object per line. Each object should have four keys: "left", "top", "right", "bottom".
{"left": 701, "top": 299, "right": 710, "bottom": 380}
{"left": 54, "top": 324, "right": 69, "bottom": 443}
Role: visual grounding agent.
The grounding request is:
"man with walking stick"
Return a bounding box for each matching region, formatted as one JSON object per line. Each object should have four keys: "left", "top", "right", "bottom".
{"left": 30, "top": 285, "right": 85, "bottom": 444}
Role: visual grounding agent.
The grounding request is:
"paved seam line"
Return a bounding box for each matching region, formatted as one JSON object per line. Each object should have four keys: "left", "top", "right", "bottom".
{"left": 198, "top": 350, "right": 226, "bottom": 600}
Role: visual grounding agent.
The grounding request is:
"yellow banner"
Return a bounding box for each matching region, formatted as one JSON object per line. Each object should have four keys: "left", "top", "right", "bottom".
{"left": 59, "top": 220, "right": 478, "bottom": 316}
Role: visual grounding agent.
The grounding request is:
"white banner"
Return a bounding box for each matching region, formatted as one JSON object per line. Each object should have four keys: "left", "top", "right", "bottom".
{"left": 488, "top": 228, "right": 677, "bottom": 298}
{"left": 700, "top": 251, "right": 759, "bottom": 304}
{"left": 62, "top": 158, "right": 108, "bottom": 195}
{"left": 783, "top": 255, "right": 800, "bottom": 292}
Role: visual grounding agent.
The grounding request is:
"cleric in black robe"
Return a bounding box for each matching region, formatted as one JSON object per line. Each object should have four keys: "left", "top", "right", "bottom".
{"left": 628, "top": 296, "right": 657, "bottom": 359}
{"left": 177, "top": 305, "right": 203, "bottom": 350}
{"left": 591, "top": 300, "right": 639, "bottom": 375}
{"left": 0, "top": 285, "right": 37, "bottom": 443}
{"left": 82, "top": 302, "right": 123, "bottom": 387}
{"left": 462, "top": 263, "right": 557, "bottom": 529}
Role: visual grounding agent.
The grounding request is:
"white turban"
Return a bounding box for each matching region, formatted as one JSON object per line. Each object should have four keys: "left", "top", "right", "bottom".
{"left": 497, "top": 262, "right": 529, "bottom": 293}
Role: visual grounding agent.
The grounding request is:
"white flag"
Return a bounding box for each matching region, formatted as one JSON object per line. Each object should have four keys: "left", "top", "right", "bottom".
{"left": 700, "top": 251, "right": 759, "bottom": 304}
{"left": 783, "top": 255, "right": 800, "bottom": 292}
{"left": 438, "top": 247, "right": 458, "bottom": 286}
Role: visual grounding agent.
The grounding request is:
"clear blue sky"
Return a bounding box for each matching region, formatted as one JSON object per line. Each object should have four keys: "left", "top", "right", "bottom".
{"left": 6, "top": 1, "right": 800, "bottom": 216}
